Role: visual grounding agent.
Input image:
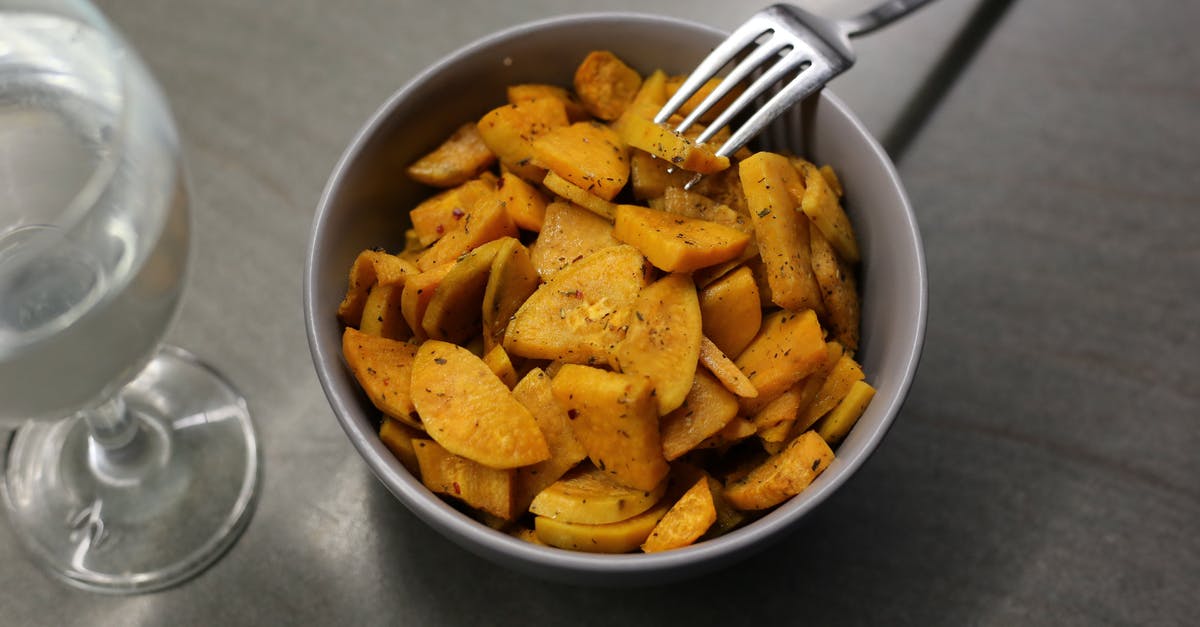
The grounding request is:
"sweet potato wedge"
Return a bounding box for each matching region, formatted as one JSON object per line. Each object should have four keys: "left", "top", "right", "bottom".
{"left": 409, "top": 174, "right": 496, "bottom": 247}
{"left": 359, "top": 283, "right": 411, "bottom": 341}
{"left": 611, "top": 273, "right": 702, "bottom": 415}
{"left": 477, "top": 98, "right": 569, "bottom": 181}
{"left": 615, "top": 111, "right": 729, "bottom": 175}
{"left": 379, "top": 418, "right": 422, "bottom": 474}
{"left": 791, "top": 158, "right": 860, "bottom": 263}
{"left": 534, "top": 499, "right": 669, "bottom": 553}
{"left": 661, "top": 186, "right": 752, "bottom": 233}
{"left": 533, "top": 121, "right": 629, "bottom": 201}
{"left": 482, "top": 344, "right": 519, "bottom": 389}
{"left": 511, "top": 368, "right": 590, "bottom": 512}
{"left": 810, "top": 224, "right": 861, "bottom": 351}
{"left": 497, "top": 170, "right": 548, "bottom": 232}
{"left": 628, "top": 150, "right": 692, "bottom": 200}
{"left": 815, "top": 379, "right": 876, "bottom": 445}
{"left": 740, "top": 152, "right": 825, "bottom": 313}
{"left": 505, "top": 245, "right": 649, "bottom": 365}
{"left": 529, "top": 464, "right": 667, "bottom": 524}
{"left": 612, "top": 204, "right": 751, "bottom": 274}
{"left": 413, "top": 438, "right": 516, "bottom": 520}
{"left": 735, "top": 309, "right": 827, "bottom": 414}
{"left": 337, "top": 249, "right": 418, "bottom": 327}
{"left": 699, "top": 265, "right": 762, "bottom": 358}
{"left": 416, "top": 195, "right": 519, "bottom": 271}
{"left": 698, "top": 336, "right": 758, "bottom": 398}
{"left": 529, "top": 201, "right": 619, "bottom": 280}
{"left": 399, "top": 262, "right": 455, "bottom": 343}
{"left": 542, "top": 171, "right": 617, "bottom": 220}
{"left": 411, "top": 340, "right": 550, "bottom": 469}
{"left": 421, "top": 237, "right": 509, "bottom": 343}
{"left": 695, "top": 416, "right": 756, "bottom": 450}
{"left": 507, "top": 83, "right": 589, "bottom": 123}
{"left": 550, "top": 364, "right": 669, "bottom": 491}
{"left": 799, "top": 353, "right": 865, "bottom": 429}
{"left": 342, "top": 327, "right": 422, "bottom": 429}
{"left": 481, "top": 237, "right": 540, "bottom": 352}
{"left": 724, "top": 430, "right": 834, "bottom": 510}
{"left": 573, "top": 50, "right": 642, "bottom": 121}
{"left": 641, "top": 477, "right": 717, "bottom": 552}
{"left": 660, "top": 369, "right": 740, "bottom": 461}
{"left": 406, "top": 122, "right": 497, "bottom": 188}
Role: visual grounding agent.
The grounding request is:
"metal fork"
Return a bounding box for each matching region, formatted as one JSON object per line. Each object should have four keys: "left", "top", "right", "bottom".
{"left": 656, "top": 0, "right": 936, "bottom": 160}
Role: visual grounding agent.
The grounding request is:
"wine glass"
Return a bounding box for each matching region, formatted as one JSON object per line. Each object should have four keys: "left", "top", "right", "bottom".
{"left": 0, "top": 0, "right": 259, "bottom": 593}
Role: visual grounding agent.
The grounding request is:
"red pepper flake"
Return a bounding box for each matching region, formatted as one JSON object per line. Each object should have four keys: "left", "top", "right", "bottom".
{"left": 452, "top": 208, "right": 465, "bottom": 219}
{"left": 435, "top": 224, "right": 445, "bottom": 235}
{"left": 452, "top": 481, "right": 461, "bottom": 495}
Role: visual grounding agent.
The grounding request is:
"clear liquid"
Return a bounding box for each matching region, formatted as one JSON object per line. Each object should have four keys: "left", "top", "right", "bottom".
{"left": 0, "top": 12, "right": 189, "bottom": 423}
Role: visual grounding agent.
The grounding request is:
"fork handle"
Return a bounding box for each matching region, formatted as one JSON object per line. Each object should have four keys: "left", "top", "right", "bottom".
{"left": 841, "top": 0, "right": 937, "bottom": 37}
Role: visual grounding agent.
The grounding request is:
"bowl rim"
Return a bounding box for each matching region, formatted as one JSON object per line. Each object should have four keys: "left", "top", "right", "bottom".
{"left": 304, "top": 10, "right": 928, "bottom": 582}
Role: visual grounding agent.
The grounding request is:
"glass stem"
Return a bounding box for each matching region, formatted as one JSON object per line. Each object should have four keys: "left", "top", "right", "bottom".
{"left": 82, "top": 394, "right": 140, "bottom": 452}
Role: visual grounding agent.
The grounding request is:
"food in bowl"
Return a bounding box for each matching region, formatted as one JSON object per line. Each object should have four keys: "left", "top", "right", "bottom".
{"left": 333, "top": 49, "right": 877, "bottom": 554}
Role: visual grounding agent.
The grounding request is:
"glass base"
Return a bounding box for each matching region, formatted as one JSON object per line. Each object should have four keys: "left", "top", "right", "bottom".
{"left": 3, "top": 346, "right": 260, "bottom": 594}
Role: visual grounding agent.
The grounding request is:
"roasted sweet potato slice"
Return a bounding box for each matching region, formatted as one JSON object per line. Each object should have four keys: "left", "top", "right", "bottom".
{"left": 505, "top": 245, "right": 649, "bottom": 365}
{"left": 791, "top": 158, "right": 860, "bottom": 263}
{"left": 359, "top": 283, "right": 411, "bottom": 341}
{"left": 612, "top": 204, "right": 751, "bottom": 273}
{"left": 629, "top": 150, "right": 692, "bottom": 200}
{"left": 507, "top": 83, "right": 589, "bottom": 122}
{"left": 529, "top": 201, "right": 619, "bottom": 280}
{"left": 337, "top": 249, "right": 418, "bottom": 326}
{"left": 550, "top": 364, "right": 669, "bottom": 491}
{"left": 533, "top": 121, "right": 629, "bottom": 201}
{"left": 660, "top": 370, "right": 740, "bottom": 461}
{"left": 534, "top": 499, "right": 669, "bottom": 553}
{"left": 411, "top": 340, "right": 550, "bottom": 469}
{"left": 481, "top": 237, "right": 540, "bottom": 352}
{"left": 476, "top": 98, "right": 569, "bottom": 181}
{"left": 379, "top": 418, "right": 422, "bottom": 474}
{"left": 400, "top": 262, "right": 455, "bottom": 343}
{"left": 409, "top": 174, "right": 496, "bottom": 247}
{"left": 481, "top": 344, "right": 519, "bottom": 389}
{"left": 724, "top": 430, "right": 834, "bottom": 510}
{"left": 573, "top": 50, "right": 642, "bottom": 121}
{"left": 695, "top": 416, "right": 756, "bottom": 450}
{"left": 641, "top": 477, "right": 717, "bottom": 552}
{"left": 511, "top": 368, "right": 589, "bottom": 512}
{"left": 421, "top": 237, "right": 509, "bottom": 343}
{"left": 529, "top": 464, "right": 667, "bottom": 524}
{"left": 810, "top": 224, "right": 861, "bottom": 351}
{"left": 615, "top": 112, "right": 729, "bottom": 174}
{"left": 542, "top": 171, "right": 617, "bottom": 220}
{"left": 661, "top": 186, "right": 752, "bottom": 233}
{"left": 815, "top": 380, "right": 876, "bottom": 445}
{"left": 413, "top": 438, "right": 516, "bottom": 520}
{"left": 406, "top": 122, "right": 497, "bottom": 188}
{"left": 740, "top": 152, "right": 825, "bottom": 313}
{"left": 735, "top": 309, "right": 828, "bottom": 414}
{"left": 416, "top": 195, "right": 519, "bottom": 271}
{"left": 699, "top": 265, "right": 761, "bottom": 358}
{"left": 698, "top": 336, "right": 758, "bottom": 398}
{"left": 497, "top": 171, "right": 548, "bottom": 232}
{"left": 611, "top": 273, "right": 702, "bottom": 415}
{"left": 799, "top": 352, "right": 865, "bottom": 429}
{"left": 342, "top": 327, "right": 422, "bottom": 429}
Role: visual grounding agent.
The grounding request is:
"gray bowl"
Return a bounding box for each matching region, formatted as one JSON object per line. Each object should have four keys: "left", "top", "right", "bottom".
{"left": 304, "top": 12, "right": 927, "bottom": 585}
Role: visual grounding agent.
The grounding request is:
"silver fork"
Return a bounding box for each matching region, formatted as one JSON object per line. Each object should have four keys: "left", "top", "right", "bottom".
{"left": 656, "top": 0, "right": 936, "bottom": 160}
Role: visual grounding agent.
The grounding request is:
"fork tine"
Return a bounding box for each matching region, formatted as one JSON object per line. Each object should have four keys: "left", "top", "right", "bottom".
{"left": 694, "top": 48, "right": 814, "bottom": 146}
{"left": 653, "top": 13, "right": 778, "bottom": 125}
{"left": 672, "top": 35, "right": 793, "bottom": 134}
{"left": 715, "top": 61, "right": 832, "bottom": 158}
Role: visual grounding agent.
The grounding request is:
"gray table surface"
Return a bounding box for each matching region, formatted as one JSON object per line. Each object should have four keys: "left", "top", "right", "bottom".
{"left": 3, "top": 0, "right": 1197, "bottom": 625}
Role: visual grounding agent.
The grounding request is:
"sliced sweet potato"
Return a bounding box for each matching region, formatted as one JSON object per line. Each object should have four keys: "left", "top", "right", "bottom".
{"left": 342, "top": 327, "right": 421, "bottom": 429}
{"left": 533, "top": 121, "right": 629, "bottom": 201}
{"left": 497, "top": 171, "right": 548, "bottom": 232}
{"left": 409, "top": 174, "right": 496, "bottom": 247}
{"left": 612, "top": 204, "right": 751, "bottom": 273}
{"left": 481, "top": 237, "right": 540, "bottom": 352}
{"left": 400, "top": 262, "right": 455, "bottom": 343}
{"left": 421, "top": 237, "right": 509, "bottom": 343}
{"left": 337, "top": 249, "right": 418, "bottom": 326}
{"left": 611, "top": 273, "right": 702, "bottom": 415}
{"left": 615, "top": 111, "right": 729, "bottom": 174}
{"left": 542, "top": 171, "right": 617, "bottom": 220}
{"left": 725, "top": 430, "right": 835, "bottom": 510}
{"left": 641, "top": 477, "right": 717, "bottom": 552}
{"left": 505, "top": 245, "right": 649, "bottom": 365}
{"left": 670, "top": 461, "right": 746, "bottom": 535}
{"left": 698, "top": 336, "right": 758, "bottom": 398}
{"left": 413, "top": 439, "right": 516, "bottom": 520}
{"left": 529, "top": 464, "right": 667, "bottom": 524}
{"left": 379, "top": 418, "right": 422, "bottom": 474}
{"left": 416, "top": 195, "right": 519, "bottom": 271}
{"left": 660, "top": 370, "right": 739, "bottom": 461}
{"left": 799, "top": 353, "right": 865, "bottom": 429}
{"left": 791, "top": 158, "right": 860, "bottom": 263}
{"left": 511, "top": 368, "right": 590, "bottom": 512}
{"left": 629, "top": 150, "right": 692, "bottom": 200}
{"left": 661, "top": 186, "right": 752, "bottom": 233}
{"left": 476, "top": 98, "right": 569, "bottom": 181}
{"left": 735, "top": 309, "right": 828, "bottom": 415}
{"left": 695, "top": 416, "right": 756, "bottom": 450}
{"left": 815, "top": 380, "right": 876, "bottom": 445}
{"left": 810, "top": 224, "right": 861, "bottom": 351}
{"left": 507, "top": 83, "right": 589, "bottom": 122}
{"left": 528, "top": 201, "right": 619, "bottom": 280}
{"left": 550, "top": 364, "right": 668, "bottom": 491}
{"left": 411, "top": 340, "right": 550, "bottom": 469}
{"left": 573, "top": 50, "right": 642, "bottom": 121}
{"left": 740, "top": 152, "right": 824, "bottom": 313}
{"left": 699, "top": 265, "right": 761, "bottom": 358}
{"left": 406, "top": 122, "right": 497, "bottom": 188}
{"left": 534, "top": 500, "right": 669, "bottom": 553}
{"left": 482, "top": 344, "right": 519, "bottom": 388}
{"left": 359, "top": 283, "right": 411, "bottom": 341}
